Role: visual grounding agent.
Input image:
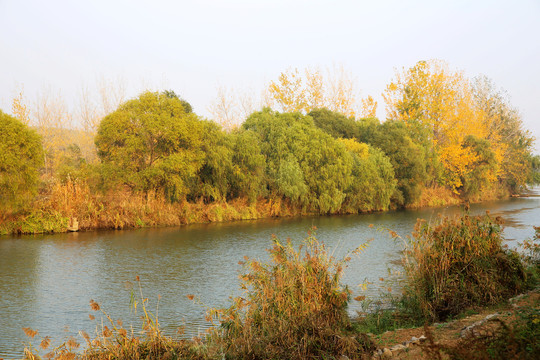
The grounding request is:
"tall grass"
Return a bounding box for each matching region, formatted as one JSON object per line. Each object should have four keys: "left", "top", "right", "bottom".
{"left": 23, "top": 276, "right": 207, "bottom": 360}
{"left": 205, "top": 231, "right": 373, "bottom": 359}
{"left": 401, "top": 213, "right": 528, "bottom": 322}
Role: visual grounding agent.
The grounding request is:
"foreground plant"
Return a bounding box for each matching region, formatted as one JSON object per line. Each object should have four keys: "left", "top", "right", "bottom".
{"left": 205, "top": 229, "right": 374, "bottom": 359}
{"left": 23, "top": 277, "right": 206, "bottom": 360}
{"left": 402, "top": 213, "right": 528, "bottom": 322}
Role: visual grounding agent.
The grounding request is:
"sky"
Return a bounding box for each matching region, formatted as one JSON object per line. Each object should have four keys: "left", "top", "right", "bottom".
{"left": 1, "top": 0, "right": 539, "bottom": 153}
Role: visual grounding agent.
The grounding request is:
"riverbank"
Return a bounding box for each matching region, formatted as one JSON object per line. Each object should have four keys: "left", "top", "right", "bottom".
{"left": 367, "top": 286, "right": 540, "bottom": 359}
{"left": 0, "top": 179, "right": 512, "bottom": 236}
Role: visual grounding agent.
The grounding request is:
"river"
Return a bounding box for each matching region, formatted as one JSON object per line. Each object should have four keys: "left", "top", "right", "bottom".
{"left": 1, "top": 190, "right": 539, "bottom": 358}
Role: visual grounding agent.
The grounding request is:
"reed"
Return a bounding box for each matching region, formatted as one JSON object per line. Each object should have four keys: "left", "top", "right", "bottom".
{"left": 401, "top": 212, "right": 528, "bottom": 322}
{"left": 205, "top": 230, "right": 374, "bottom": 359}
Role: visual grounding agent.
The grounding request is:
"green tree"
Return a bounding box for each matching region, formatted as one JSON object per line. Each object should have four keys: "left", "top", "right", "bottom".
{"left": 162, "top": 89, "right": 193, "bottom": 113}
{"left": 0, "top": 110, "right": 44, "bottom": 212}
{"left": 309, "top": 109, "right": 428, "bottom": 206}
{"left": 95, "top": 91, "right": 205, "bottom": 201}
{"left": 460, "top": 135, "right": 498, "bottom": 198}
{"left": 229, "top": 130, "right": 267, "bottom": 203}
{"left": 339, "top": 139, "right": 397, "bottom": 212}
{"left": 243, "top": 108, "right": 353, "bottom": 214}
{"left": 308, "top": 108, "right": 361, "bottom": 139}
{"left": 370, "top": 120, "right": 428, "bottom": 205}
{"left": 190, "top": 120, "right": 234, "bottom": 202}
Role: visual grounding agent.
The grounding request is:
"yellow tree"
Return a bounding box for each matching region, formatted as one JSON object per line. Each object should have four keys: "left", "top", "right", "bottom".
{"left": 266, "top": 66, "right": 361, "bottom": 117}
{"left": 11, "top": 89, "right": 31, "bottom": 125}
{"left": 267, "top": 68, "right": 307, "bottom": 113}
{"left": 359, "top": 95, "right": 377, "bottom": 118}
{"left": 384, "top": 60, "right": 492, "bottom": 191}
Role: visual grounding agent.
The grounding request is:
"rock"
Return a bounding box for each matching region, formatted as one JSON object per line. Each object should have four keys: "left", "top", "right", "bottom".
{"left": 460, "top": 313, "right": 499, "bottom": 338}
{"left": 68, "top": 217, "right": 79, "bottom": 232}
{"left": 339, "top": 355, "right": 350, "bottom": 360}
{"left": 382, "top": 348, "right": 393, "bottom": 358}
{"left": 509, "top": 293, "right": 524, "bottom": 303}
{"left": 390, "top": 344, "right": 407, "bottom": 353}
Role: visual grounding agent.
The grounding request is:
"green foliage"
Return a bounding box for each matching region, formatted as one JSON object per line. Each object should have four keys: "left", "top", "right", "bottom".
{"left": 308, "top": 108, "right": 361, "bottom": 139}
{"left": 275, "top": 155, "right": 308, "bottom": 202}
{"left": 244, "top": 108, "right": 353, "bottom": 213}
{"left": 0, "top": 110, "right": 44, "bottom": 213}
{"left": 7, "top": 210, "right": 69, "bottom": 234}
{"left": 402, "top": 214, "right": 528, "bottom": 322}
{"left": 228, "top": 130, "right": 267, "bottom": 203}
{"left": 526, "top": 154, "right": 540, "bottom": 187}
{"left": 162, "top": 89, "right": 193, "bottom": 113}
{"left": 95, "top": 91, "right": 205, "bottom": 201}
{"left": 339, "top": 139, "right": 397, "bottom": 212}
{"left": 308, "top": 108, "right": 381, "bottom": 144}
{"left": 57, "top": 143, "right": 88, "bottom": 182}
{"left": 370, "top": 120, "right": 428, "bottom": 205}
{"left": 309, "top": 109, "right": 434, "bottom": 207}
{"left": 461, "top": 135, "right": 498, "bottom": 197}
{"left": 209, "top": 232, "right": 373, "bottom": 359}
{"left": 190, "top": 121, "right": 234, "bottom": 202}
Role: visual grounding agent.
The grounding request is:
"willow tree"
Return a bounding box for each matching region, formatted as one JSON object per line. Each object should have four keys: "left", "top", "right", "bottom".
{"left": 243, "top": 108, "right": 353, "bottom": 214}
{"left": 338, "top": 138, "right": 397, "bottom": 212}
{"left": 0, "top": 110, "right": 44, "bottom": 212}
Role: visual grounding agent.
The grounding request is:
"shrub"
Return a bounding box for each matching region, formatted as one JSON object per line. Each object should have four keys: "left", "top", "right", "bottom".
{"left": 402, "top": 213, "right": 527, "bottom": 322}
{"left": 208, "top": 231, "right": 373, "bottom": 359}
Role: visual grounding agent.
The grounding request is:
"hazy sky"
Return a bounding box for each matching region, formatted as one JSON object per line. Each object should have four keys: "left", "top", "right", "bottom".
{"left": 1, "top": 0, "right": 539, "bottom": 153}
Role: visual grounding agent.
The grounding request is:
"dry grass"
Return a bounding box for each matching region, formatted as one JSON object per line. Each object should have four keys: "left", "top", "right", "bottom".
{"left": 23, "top": 277, "right": 209, "bottom": 360}
{"left": 408, "top": 184, "right": 460, "bottom": 209}
{"left": 204, "top": 230, "right": 374, "bottom": 359}
{"left": 401, "top": 213, "right": 528, "bottom": 322}
{"left": 1, "top": 178, "right": 313, "bottom": 234}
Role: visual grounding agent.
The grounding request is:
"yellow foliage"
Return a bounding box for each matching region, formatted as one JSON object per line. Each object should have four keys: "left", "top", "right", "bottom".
{"left": 11, "top": 90, "right": 31, "bottom": 125}
{"left": 359, "top": 95, "right": 377, "bottom": 118}
{"left": 266, "top": 65, "right": 360, "bottom": 117}
{"left": 384, "top": 60, "right": 494, "bottom": 191}
{"left": 338, "top": 138, "right": 369, "bottom": 159}
{"left": 267, "top": 68, "right": 307, "bottom": 113}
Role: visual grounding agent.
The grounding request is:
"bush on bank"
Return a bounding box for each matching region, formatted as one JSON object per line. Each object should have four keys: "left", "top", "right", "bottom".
{"left": 401, "top": 213, "right": 528, "bottom": 322}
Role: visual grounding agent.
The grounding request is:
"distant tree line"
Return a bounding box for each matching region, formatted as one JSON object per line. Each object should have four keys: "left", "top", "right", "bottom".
{"left": 1, "top": 60, "right": 539, "bottom": 220}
